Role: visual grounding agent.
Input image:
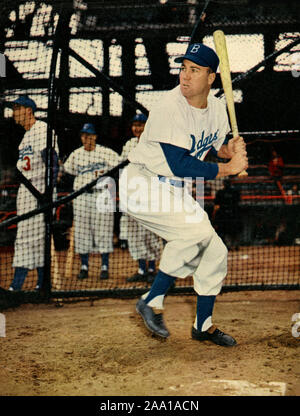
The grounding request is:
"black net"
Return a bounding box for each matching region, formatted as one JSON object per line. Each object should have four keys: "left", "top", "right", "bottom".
{"left": 0, "top": 1, "right": 299, "bottom": 307}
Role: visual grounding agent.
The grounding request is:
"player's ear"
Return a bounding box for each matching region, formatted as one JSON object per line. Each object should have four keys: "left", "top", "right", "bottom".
{"left": 208, "top": 71, "right": 216, "bottom": 86}
{"left": 26, "top": 107, "right": 33, "bottom": 117}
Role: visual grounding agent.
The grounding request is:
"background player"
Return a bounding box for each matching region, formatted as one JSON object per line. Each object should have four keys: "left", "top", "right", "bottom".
{"left": 64, "top": 123, "right": 119, "bottom": 280}
{"left": 119, "top": 43, "right": 248, "bottom": 345}
{"left": 8, "top": 95, "right": 58, "bottom": 291}
{"left": 119, "top": 114, "right": 162, "bottom": 283}
{"left": 212, "top": 178, "right": 242, "bottom": 251}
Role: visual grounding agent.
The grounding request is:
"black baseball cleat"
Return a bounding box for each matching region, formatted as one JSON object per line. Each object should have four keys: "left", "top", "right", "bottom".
{"left": 100, "top": 269, "right": 109, "bottom": 280}
{"left": 136, "top": 298, "right": 170, "bottom": 338}
{"left": 192, "top": 326, "right": 237, "bottom": 347}
{"left": 78, "top": 269, "right": 88, "bottom": 280}
{"left": 127, "top": 272, "right": 148, "bottom": 283}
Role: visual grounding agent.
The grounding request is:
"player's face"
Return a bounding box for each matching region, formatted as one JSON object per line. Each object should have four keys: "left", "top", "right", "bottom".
{"left": 13, "top": 104, "right": 30, "bottom": 126}
{"left": 179, "top": 59, "right": 215, "bottom": 103}
{"left": 131, "top": 121, "right": 145, "bottom": 139}
{"left": 81, "top": 133, "right": 97, "bottom": 151}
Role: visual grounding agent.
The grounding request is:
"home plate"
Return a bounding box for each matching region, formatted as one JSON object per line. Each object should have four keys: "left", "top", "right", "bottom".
{"left": 169, "top": 380, "right": 286, "bottom": 396}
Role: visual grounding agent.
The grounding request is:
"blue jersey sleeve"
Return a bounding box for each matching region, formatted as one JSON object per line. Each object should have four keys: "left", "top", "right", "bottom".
{"left": 209, "top": 147, "right": 218, "bottom": 158}
{"left": 160, "top": 143, "right": 219, "bottom": 180}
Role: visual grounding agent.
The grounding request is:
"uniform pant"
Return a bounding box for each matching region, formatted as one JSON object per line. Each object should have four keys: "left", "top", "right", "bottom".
{"left": 13, "top": 185, "right": 45, "bottom": 269}
{"left": 119, "top": 213, "right": 162, "bottom": 261}
{"left": 73, "top": 193, "right": 114, "bottom": 254}
{"left": 119, "top": 163, "right": 228, "bottom": 296}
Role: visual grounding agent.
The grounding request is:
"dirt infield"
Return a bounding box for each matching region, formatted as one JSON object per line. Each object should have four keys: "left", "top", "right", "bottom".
{"left": 0, "top": 290, "right": 299, "bottom": 396}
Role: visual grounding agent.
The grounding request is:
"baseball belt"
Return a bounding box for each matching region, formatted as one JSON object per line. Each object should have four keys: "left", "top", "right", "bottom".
{"left": 158, "top": 175, "right": 184, "bottom": 188}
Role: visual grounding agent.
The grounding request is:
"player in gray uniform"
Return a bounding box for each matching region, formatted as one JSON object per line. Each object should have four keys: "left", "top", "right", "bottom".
{"left": 119, "top": 43, "right": 248, "bottom": 346}
{"left": 119, "top": 114, "right": 162, "bottom": 283}
{"left": 8, "top": 96, "right": 59, "bottom": 291}
{"left": 64, "top": 123, "right": 119, "bottom": 280}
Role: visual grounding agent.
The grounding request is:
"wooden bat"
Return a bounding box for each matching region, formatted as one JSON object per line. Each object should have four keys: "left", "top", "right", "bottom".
{"left": 213, "top": 29, "right": 248, "bottom": 177}
{"left": 51, "top": 237, "right": 62, "bottom": 290}
{"left": 64, "top": 224, "right": 75, "bottom": 279}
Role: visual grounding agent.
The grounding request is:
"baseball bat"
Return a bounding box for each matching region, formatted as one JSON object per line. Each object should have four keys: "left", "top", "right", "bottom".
{"left": 51, "top": 237, "right": 62, "bottom": 290}
{"left": 64, "top": 224, "right": 75, "bottom": 279}
{"left": 213, "top": 30, "right": 248, "bottom": 177}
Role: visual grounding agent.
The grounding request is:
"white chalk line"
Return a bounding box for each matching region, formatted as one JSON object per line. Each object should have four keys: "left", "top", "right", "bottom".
{"left": 97, "top": 310, "right": 132, "bottom": 318}
{"left": 169, "top": 379, "right": 286, "bottom": 396}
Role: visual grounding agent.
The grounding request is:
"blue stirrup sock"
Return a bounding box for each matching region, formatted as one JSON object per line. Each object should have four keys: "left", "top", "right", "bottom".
{"left": 138, "top": 259, "right": 147, "bottom": 274}
{"left": 80, "top": 254, "right": 89, "bottom": 269}
{"left": 194, "top": 295, "right": 216, "bottom": 332}
{"left": 101, "top": 253, "right": 109, "bottom": 270}
{"left": 142, "top": 270, "right": 176, "bottom": 310}
{"left": 37, "top": 267, "right": 44, "bottom": 287}
{"left": 11, "top": 267, "right": 44, "bottom": 290}
{"left": 11, "top": 267, "right": 28, "bottom": 290}
{"left": 148, "top": 260, "right": 156, "bottom": 272}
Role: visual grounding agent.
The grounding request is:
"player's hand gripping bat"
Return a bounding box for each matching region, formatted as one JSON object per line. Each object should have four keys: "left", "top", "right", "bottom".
{"left": 213, "top": 30, "right": 248, "bottom": 177}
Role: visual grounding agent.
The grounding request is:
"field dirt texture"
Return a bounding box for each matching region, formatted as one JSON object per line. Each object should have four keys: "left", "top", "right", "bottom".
{"left": 0, "top": 290, "right": 299, "bottom": 396}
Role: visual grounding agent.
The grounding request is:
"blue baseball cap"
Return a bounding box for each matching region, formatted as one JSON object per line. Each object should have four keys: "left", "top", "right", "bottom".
{"left": 175, "top": 43, "right": 219, "bottom": 73}
{"left": 132, "top": 114, "right": 147, "bottom": 123}
{"left": 9, "top": 95, "right": 37, "bottom": 112}
{"left": 80, "top": 123, "right": 97, "bottom": 134}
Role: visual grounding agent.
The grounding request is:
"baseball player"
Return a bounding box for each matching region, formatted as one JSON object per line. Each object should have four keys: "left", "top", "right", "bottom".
{"left": 64, "top": 123, "right": 119, "bottom": 280}
{"left": 119, "top": 114, "right": 162, "bottom": 283}
{"left": 119, "top": 43, "right": 248, "bottom": 346}
{"left": 8, "top": 95, "right": 59, "bottom": 291}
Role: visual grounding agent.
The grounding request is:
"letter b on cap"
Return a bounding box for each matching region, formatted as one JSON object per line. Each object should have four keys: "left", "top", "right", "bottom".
{"left": 0, "top": 53, "right": 6, "bottom": 77}
{"left": 190, "top": 44, "right": 201, "bottom": 54}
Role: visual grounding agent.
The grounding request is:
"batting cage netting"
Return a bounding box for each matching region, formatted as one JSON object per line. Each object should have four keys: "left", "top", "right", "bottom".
{"left": 0, "top": 0, "right": 299, "bottom": 308}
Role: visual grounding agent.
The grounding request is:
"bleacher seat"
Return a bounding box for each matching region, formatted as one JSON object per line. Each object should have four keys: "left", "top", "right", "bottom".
{"left": 283, "top": 167, "right": 300, "bottom": 176}
{"left": 247, "top": 166, "right": 269, "bottom": 176}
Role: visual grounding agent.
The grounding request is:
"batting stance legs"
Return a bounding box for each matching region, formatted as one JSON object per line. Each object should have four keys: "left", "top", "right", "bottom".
{"left": 120, "top": 163, "right": 236, "bottom": 346}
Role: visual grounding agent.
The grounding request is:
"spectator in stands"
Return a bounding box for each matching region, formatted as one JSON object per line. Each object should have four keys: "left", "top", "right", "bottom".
{"left": 286, "top": 184, "right": 300, "bottom": 245}
{"left": 212, "top": 179, "right": 242, "bottom": 250}
{"left": 273, "top": 217, "right": 289, "bottom": 246}
{"left": 268, "top": 148, "right": 284, "bottom": 179}
{"left": 287, "top": 183, "right": 300, "bottom": 196}
{"left": 252, "top": 217, "right": 273, "bottom": 245}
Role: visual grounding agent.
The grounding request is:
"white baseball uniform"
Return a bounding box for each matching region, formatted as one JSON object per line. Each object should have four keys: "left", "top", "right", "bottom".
{"left": 119, "top": 85, "right": 230, "bottom": 297}
{"left": 64, "top": 144, "right": 119, "bottom": 254}
{"left": 119, "top": 137, "right": 162, "bottom": 261}
{"left": 13, "top": 120, "right": 58, "bottom": 269}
